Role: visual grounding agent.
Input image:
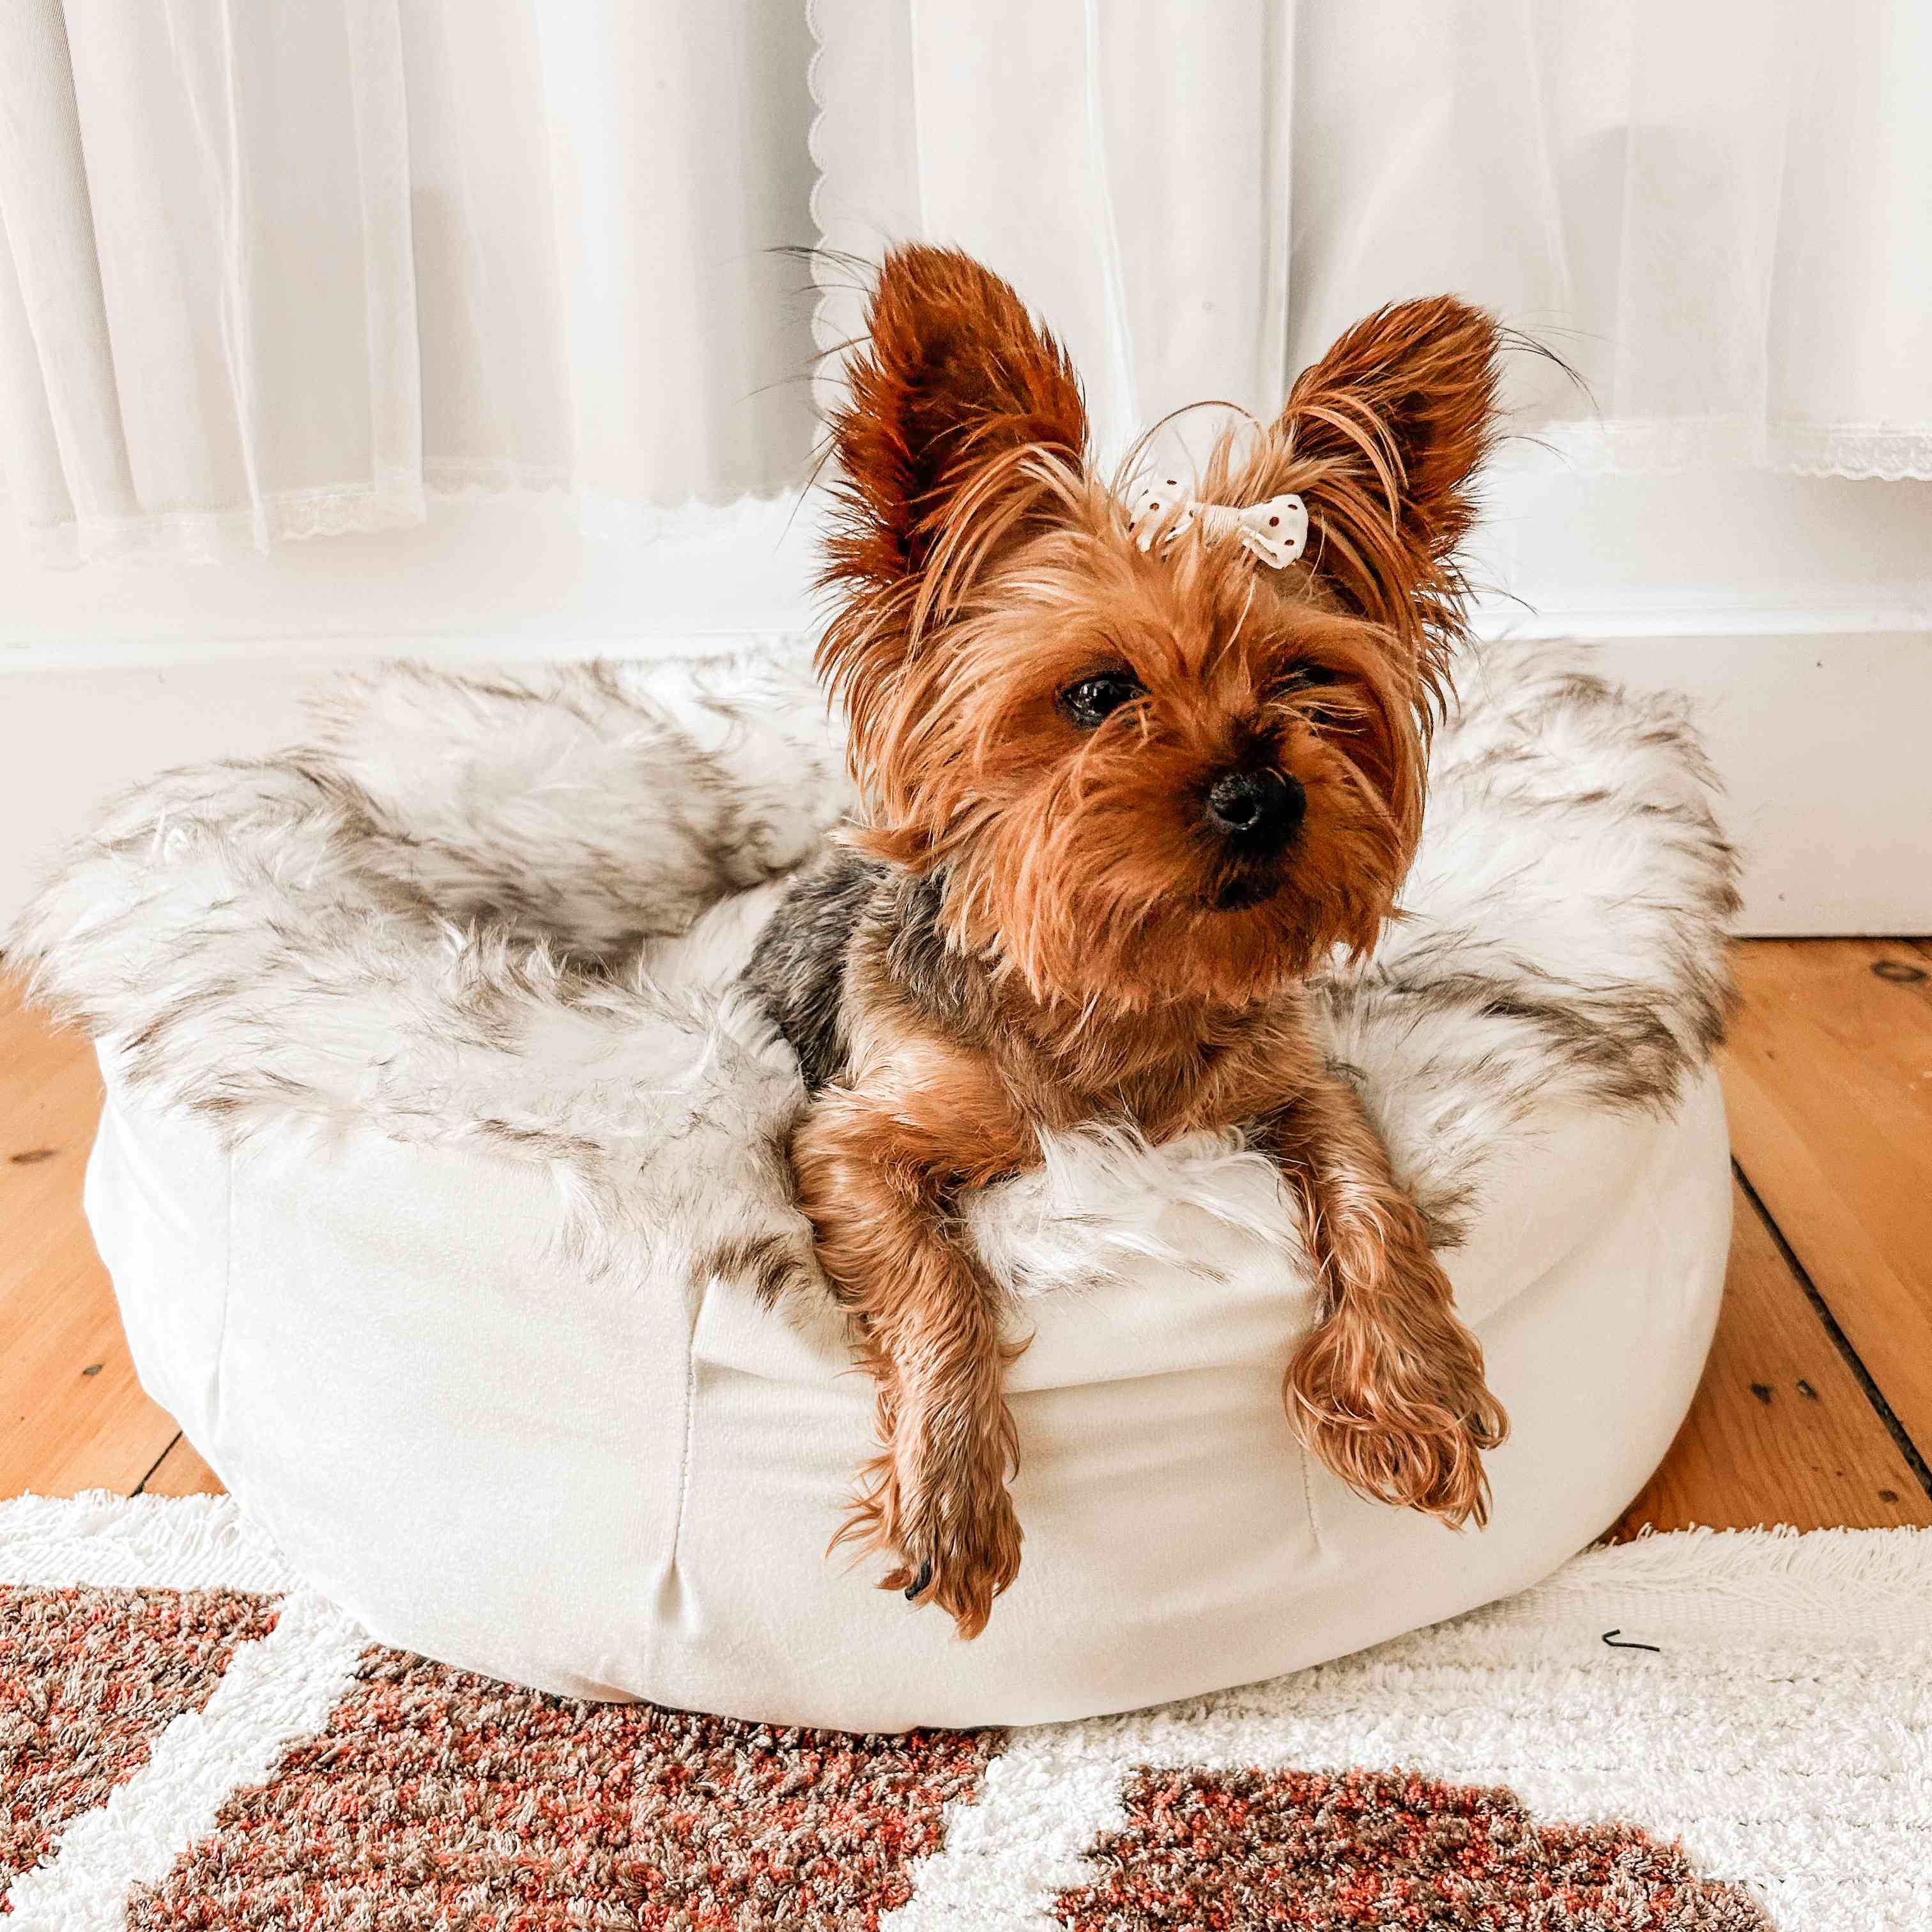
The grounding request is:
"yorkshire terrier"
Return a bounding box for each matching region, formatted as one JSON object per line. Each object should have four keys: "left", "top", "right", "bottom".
{"left": 747, "top": 244, "right": 1510, "bottom": 1638}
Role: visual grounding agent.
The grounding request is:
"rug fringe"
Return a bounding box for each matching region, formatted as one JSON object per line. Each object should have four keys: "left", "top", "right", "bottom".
{"left": 0, "top": 1491, "right": 295, "bottom": 1592}
{"left": 1567, "top": 1521, "right": 1932, "bottom": 1598}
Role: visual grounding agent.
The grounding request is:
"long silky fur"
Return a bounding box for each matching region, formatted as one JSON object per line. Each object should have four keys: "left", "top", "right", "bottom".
{"left": 1218, "top": 293, "right": 1508, "bottom": 715}
{"left": 809, "top": 252, "right": 1537, "bottom": 1029}
{"left": 10, "top": 633, "right": 1735, "bottom": 1287}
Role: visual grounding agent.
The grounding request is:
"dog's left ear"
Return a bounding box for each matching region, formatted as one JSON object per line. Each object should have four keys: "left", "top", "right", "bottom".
{"left": 1271, "top": 296, "right": 1504, "bottom": 656}
{"left": 820, "top": 246, "right": 1091, "bottom": 805}
{"left": 827, "top": 245, "right": 1090, "bottom": 601}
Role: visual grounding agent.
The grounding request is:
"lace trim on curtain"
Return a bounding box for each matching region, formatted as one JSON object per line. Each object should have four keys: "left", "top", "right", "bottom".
{"left": 16, "top": 466, "right": 816, "bottom": 567}
{"left": 422, "top": 458, "right": 574, "bottom": 500}
{"left": 578, "top": 487, "right": 809, "bottom": 551}
{"left": 1541, "top": 417, "right": 1932, "bottom": 482}
{"left": 19, "top": 478, "right": 429, "bottom": 567}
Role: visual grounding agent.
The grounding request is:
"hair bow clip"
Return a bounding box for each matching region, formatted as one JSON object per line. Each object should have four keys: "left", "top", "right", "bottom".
{"left": 1128, "top": 479, "right": 1310, "bottom": 570}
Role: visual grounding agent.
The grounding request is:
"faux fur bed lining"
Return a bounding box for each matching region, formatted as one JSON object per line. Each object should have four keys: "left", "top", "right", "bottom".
{"left": 10, "top": 635, "right": 1737, "bottom": 1277}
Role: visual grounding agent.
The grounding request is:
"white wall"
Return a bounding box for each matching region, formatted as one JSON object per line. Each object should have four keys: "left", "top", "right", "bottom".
{"left": 4, "top": 461, "right": 1929, "bottom": 937}
{"left": 3, "top": 661, "right": 345, "bottom": 925}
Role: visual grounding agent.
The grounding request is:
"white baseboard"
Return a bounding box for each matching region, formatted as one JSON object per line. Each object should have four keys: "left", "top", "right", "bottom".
{"left": 3, "top": 625, "right": 1926, "bottom": 940}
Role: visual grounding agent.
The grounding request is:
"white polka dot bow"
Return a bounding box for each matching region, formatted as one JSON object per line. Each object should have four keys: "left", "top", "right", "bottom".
{"left": 1126, "top": 480, "right": 1310, "bottom": 569}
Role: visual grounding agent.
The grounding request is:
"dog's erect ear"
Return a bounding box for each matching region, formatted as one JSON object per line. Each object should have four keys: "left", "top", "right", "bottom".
{"left": 1282, "top": 296, "right": 1503, "bottom": 559}
{"left": 824, "top": 245, "right": 1089, "bottom": 599}
{"left": 1266, "top": 297, "right": 1505, "bottom": 684}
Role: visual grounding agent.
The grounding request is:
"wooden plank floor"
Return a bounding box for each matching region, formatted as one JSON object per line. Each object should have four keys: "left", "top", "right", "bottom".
{"left": 4, "top": 946, "right": 1932, "bottom": 1535}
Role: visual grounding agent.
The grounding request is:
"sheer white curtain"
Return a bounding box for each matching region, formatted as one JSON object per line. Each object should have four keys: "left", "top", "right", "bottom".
{"left": 8, "top": 3, "right": 1927, "bottom": 570}
{"left": 0, "top": 0, "right": 817, "bottom": 563}
{"left": 811, "top": 0, "right": 1932, "bottom": 479}
{"left": 809, "top": 0, "right": 1294, "bottom": 473}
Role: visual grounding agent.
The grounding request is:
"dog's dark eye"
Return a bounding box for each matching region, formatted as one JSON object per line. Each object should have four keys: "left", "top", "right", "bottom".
{"left": 1289, "top": 663, "right": 1338, "bottom": 688}
{"left": 1058, "top": 672, "right": 1144, "bottom": 729}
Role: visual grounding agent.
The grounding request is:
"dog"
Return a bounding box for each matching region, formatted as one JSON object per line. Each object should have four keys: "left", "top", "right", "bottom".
{"left": 747, "top": 244, "right": 1510, "bottom": 1638}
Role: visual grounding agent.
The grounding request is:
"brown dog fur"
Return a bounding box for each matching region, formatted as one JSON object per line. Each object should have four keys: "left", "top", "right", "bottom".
{"left": 786, "top": 245, "right": 1510, "bottom": 1638}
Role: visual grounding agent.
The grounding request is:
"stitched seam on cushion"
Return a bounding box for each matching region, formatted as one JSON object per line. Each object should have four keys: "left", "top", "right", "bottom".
{"left": 666, "top": 1274, "right": 703, "bottom": 1585}
{"left": 1300, "top": 1437, "right": 1322, "bottom": 1559}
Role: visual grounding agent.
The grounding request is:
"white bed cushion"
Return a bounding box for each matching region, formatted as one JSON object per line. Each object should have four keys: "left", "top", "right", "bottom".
{"left": 15, "top": 636, "right": 1739, "bottom": 1730}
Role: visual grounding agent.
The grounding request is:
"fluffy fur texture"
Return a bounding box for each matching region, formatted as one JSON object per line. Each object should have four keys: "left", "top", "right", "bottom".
{"left": 14, "top": 630, "right": 1735, "bottom": 1541}
{"left": 749, "top": 247, "right": 1625, "bottom": 1634}
{"left": 12, "top": 652, "right": 849, "bottom": 1278}
{"left": 10, "top": 638, "right": 1736, "bottom": 1218}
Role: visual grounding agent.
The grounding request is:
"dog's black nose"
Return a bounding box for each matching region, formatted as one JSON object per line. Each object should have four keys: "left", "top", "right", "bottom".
{"left": 1206, "top": 768, "right": 1305, "bottom": 847}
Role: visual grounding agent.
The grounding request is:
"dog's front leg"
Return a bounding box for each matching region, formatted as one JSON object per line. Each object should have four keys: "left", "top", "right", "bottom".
{"left": 1257, "top": 1066, "right": 1508, "bottom": 1527}
{"left": 790, "top": 1051, "right": 1031, "bottom": 1638}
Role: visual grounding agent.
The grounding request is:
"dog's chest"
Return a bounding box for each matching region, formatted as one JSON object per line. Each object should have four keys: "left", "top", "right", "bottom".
{"left": 744, "top": 847, "right": 1313, "bottom": 1133}
{"left": 1000, "top": 1012, "right": 1310, "bottom": 1140}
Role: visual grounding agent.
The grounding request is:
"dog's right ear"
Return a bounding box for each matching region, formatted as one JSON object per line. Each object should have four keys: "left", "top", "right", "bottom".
{"left": 822, "top": 245, "right": 1089, "bottom": 624}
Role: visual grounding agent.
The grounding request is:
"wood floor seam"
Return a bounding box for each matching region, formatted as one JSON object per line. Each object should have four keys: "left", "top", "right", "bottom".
{"left": 1732, "top": 1162, "right": 1932, "bottom": 1504}
{"left": 130, "top": 1433, "right": 184, "bottom": 1500}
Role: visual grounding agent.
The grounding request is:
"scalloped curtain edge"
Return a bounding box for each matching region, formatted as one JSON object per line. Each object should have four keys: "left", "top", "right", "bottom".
{"left": 13, "top": 477, "right": 813, "bottom": 569}
{"left": 1539, "top": 417, "right": 1932, "bottom": 482}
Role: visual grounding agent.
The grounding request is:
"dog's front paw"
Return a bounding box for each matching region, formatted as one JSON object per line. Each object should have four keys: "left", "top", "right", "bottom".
{"left": 888, "top": 1482, "right": 1023, "bottom": 1642}
{"left": 1286, "top": 1257, "right": 1508, "bottom": 1529}
{"left": 834, "top": 1436, "right": 1023, "bottom": 1639}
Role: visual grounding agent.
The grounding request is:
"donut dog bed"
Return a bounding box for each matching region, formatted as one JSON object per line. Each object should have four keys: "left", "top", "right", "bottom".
{"left": 14, "top": 635, "right": 1739, "bottom": 1731}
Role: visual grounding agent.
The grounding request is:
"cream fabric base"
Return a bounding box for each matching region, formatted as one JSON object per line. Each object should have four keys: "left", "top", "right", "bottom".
{"left": 88, "top": 1056, "right": 1729, "bottom": 1733}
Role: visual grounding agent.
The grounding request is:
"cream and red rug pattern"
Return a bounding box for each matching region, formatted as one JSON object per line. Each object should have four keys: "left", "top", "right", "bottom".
{"left": 2, "top": 1495, "right": 1924, "bottom": 1929}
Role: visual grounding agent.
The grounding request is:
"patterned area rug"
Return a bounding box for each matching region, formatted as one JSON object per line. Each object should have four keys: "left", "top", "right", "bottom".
{"left": 2, "top": 1498, "right": 1924, "bottom": 1930}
